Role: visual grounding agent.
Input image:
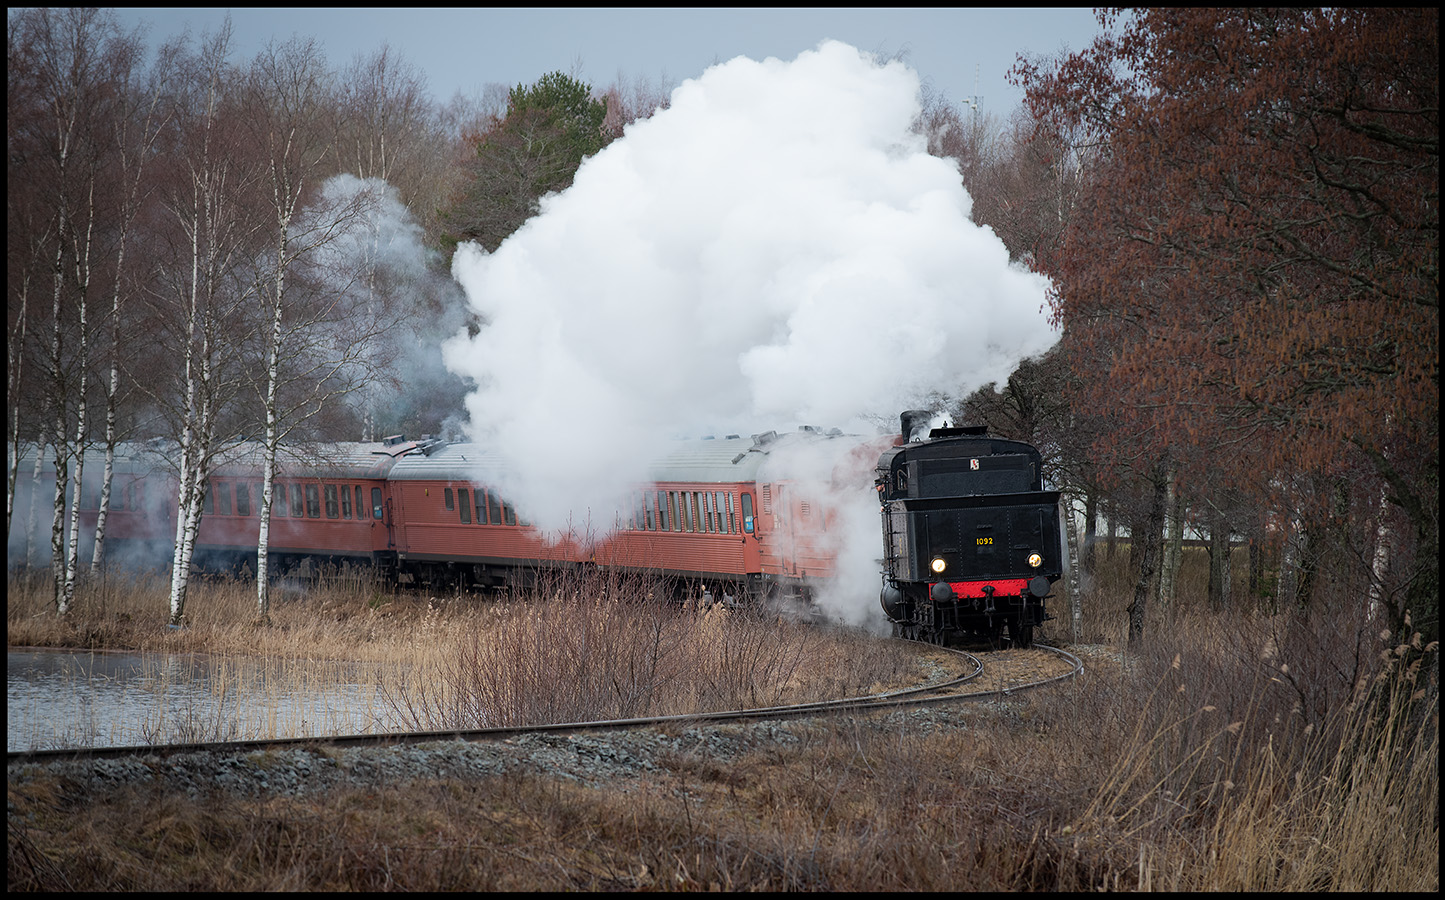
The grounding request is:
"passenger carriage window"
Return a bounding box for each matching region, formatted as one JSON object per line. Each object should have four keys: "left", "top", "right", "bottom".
{"left": 274, "top": 484, "right": 287, "bottom": 517}
{"left": 203, "top": 487, "right": 213, "bottom": 514}
{"left": 235, "top": 482, "right": 251, "bottom": 516}
{"left": 355, "top": 486, "right": 365, "bottom": 520}
{"left": 341, "top": 485, "right": 352, "bottom": 519}
{"left": 656, "top": 491, "right": 668, "bottom": 531}
{"left": 644, "top": 492, "right": 655, "bottom": 531}
{"left": 444, "top": 487, "right": 454, "bottom": 511}
{"left": 690, "top": 492, "right": 701, "bottom": 533}
{"left": 371, "top": 487, "right": 383, "bottom": 519}
{"left": 702, "top": 492, "right": 714, "bottom": 533}
{"left": 475, "top": 491, "right": 486, "bottom": 525}
{"left": 503, "top": 502, "right": 516, "bottom": 526}
{"left": 666, "top": 492, "right": 678, "bottom": 532}
{"left": 216, "top": 483, "right": 231, "bottom": 516}
{"left": 726, "top": 492, "right": 735, "bottom": 533}
{"left": 290, "top": 483, "right": 305, "bottom": 517}
{"left": 458, "top": 488, "right": 471, "bottom": 523}
{"left": 305, "top": 484, "right": 321, "bottom": 518}
{"left": 741, "top": 492, "right": 755, "bottom": 533}
{"left": 488, "top": 493, "right": 502, "bottom": 526}
{"left": 324, "top": 484, "right": 339, "bottom": 519}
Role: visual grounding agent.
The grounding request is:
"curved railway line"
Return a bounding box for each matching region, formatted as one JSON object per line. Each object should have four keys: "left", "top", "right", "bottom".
{"left": 6, "top": 643, "right": 1082, "bottom": 766}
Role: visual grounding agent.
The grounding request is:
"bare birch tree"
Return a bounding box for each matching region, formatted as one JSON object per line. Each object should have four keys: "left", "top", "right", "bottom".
{"left": 143, "top": 21, "right": 265, "bottom": 626}
{"left": 8, "top": 8, "right": 124, "bottom": 613}
{"left": 243, "top": 38, "right": 402, "bottom": 623}
{"left": 90, "top": 33, "right": 176, "bottom": 573}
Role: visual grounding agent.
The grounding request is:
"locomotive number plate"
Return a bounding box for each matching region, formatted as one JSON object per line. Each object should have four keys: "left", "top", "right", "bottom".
{"left": 976, "top": 537, "right": 993, "bottom": 545}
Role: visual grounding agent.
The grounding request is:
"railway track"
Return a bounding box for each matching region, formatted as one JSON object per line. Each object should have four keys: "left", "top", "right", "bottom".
{"left": 6, "top": 643, "right": 1082, "bottom": 766}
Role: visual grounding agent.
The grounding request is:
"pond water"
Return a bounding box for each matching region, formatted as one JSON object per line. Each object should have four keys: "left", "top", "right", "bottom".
{"left": 7, "top": 649, "right": 408, "bottom": 752}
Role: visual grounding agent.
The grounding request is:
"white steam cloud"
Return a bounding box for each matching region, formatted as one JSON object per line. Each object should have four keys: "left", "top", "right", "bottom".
{"left": 442, "top": 41, "right": 1057, "bottom": 619}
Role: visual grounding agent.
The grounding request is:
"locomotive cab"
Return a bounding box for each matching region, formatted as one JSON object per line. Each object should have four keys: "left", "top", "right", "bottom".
{"left": 876, "top": 411, "right": 1063, "bottom": 647}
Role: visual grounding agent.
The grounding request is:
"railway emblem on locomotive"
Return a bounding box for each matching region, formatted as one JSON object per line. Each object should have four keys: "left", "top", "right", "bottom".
{"left": 970, "top": 458, "right": 979, "bottom": 470}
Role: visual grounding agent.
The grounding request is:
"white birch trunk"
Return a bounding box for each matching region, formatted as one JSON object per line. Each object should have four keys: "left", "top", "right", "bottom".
{"left": 256, "top": 282, "right": 286, "bottom": 624}
{"left": 168, "top": 194, "right": 204, "bottom": 627}
{"left": 63, "top": 200, "right": 93, "bottom": 609}
{"left": 49, "top": 442, "right": 70, "bottom": 615}
{"left": 1365, "top": 484, "right": 1392, "bottom": 627}
{"left": 92, "top": 410, "right": 116, "bottom": 572}
{"left": 92, "top": 219, "right": 128, "bottom": 573}
{"left": 50, "top": 212, "right": 71, "bottom": 614}
{"left": 1277, "top": 510, "right": 1302, "bottom": 610}
{"left": 1160, "top": 466, "right": 1182, "bottom": 606}
{"left": 6, "top": 281, "right": 29, "bottom": 541}
{"left": 1062, "top": 495, "right": 1083, "bottom": 641}
{"left": 25, "top": 434, "right": 46, "bottom": 567}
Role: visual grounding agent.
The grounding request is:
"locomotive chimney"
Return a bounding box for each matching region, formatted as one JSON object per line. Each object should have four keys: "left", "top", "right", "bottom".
{"left": 900, "top": 409, "right": 932, "bottom": 443}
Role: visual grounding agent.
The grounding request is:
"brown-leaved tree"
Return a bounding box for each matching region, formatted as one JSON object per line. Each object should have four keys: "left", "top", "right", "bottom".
{"left": 1017, "top": 8, "right": 1438, "bottom": 644}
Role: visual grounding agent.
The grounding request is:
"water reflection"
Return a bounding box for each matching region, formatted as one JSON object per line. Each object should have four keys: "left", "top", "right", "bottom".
{"left": 7, "top": 649, "right": 406, "bottom": 752}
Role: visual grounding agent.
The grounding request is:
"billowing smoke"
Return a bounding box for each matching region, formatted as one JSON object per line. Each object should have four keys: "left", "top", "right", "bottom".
{"left": 442, "top": 41, "right": 1057, "bottom": 622}
{"left": 308, "top": 174, "right": 471, "bottom": 440}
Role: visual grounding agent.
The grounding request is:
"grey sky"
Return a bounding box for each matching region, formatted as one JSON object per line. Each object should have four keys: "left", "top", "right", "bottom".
{"left": 108, "top": 7, "right": 1103, "bottom": 117}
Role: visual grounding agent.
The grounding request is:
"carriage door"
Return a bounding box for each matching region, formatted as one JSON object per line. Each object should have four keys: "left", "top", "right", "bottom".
{"left": 373, "top": 487, "right": 395, "bottom": 550}
{"left": 772, "top": 483, "right": 799, "bottom": 576}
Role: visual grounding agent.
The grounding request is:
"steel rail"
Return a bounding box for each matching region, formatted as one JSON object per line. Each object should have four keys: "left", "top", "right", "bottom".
{"left": 7, "top": 643, "right": 1081, "bottom": 765}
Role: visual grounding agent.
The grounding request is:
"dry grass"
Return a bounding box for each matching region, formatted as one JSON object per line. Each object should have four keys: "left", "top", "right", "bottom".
{"left": 7, "top": 554, "right": 1439, "bottom": 891}
{"left": 7, "top": 566, "right": 469, "bottom": 662}
{"left": 379, "top": 569, "right": 914, "bottom": 729}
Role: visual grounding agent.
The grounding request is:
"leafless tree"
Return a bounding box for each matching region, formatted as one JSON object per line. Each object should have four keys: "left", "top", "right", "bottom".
{"left": 139, "top": 20, "right": 267, "bottom": 626}
{"left": 7, "top": 8, "right": 128, "bottom": 612}
{"left": 242, "top": 38, "right": 409, "bottom": 623}
{"left": 89, "top": 29, "right": 177, "bottom": 573}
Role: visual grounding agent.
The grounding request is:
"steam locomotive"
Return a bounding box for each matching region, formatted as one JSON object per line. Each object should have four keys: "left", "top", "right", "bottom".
{"left": 875, "top": 411, "right": 1063, "bottom": 647}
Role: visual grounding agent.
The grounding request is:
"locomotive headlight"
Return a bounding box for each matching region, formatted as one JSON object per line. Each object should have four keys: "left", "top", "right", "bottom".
{"left": 930, "top": 557, "right": 947, "bottom": 574}
{"left": 1027, "top": 552, "right": 1044, "bottom": 568}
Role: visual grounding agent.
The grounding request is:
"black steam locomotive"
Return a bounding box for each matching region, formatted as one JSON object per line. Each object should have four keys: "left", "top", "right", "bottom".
{"left": 876, "top": 411, "right": 1063, "bottom": 647}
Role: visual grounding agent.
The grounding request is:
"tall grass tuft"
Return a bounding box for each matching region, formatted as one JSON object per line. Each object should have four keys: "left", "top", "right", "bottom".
{"left": 377, "top": 566, "right": 915, "bottom": 729}
{"left": 1057, "top": 596, "right": 1439, "bottom": 891}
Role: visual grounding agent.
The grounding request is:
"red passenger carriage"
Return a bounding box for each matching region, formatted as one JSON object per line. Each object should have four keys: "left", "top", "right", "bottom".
{"left": 194, "top": 440, "right": 409, "bottom": 573}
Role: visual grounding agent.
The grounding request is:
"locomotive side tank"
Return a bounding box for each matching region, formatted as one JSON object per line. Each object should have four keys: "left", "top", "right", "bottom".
{"left": 876, "top": 411, "right": 1063, "bottom": 647}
